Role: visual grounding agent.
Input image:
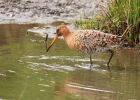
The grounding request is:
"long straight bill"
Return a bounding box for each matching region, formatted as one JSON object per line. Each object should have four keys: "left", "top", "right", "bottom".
{"left": 46, "top": 34, "right": 58, "bottom": 52}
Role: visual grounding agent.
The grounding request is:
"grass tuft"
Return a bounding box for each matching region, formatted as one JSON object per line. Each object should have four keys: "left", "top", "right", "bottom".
{"left": 75, "top": 0, "right": 140, "bottom": 45}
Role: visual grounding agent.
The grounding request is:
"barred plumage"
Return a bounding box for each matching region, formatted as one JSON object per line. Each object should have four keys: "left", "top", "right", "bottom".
{"left": 72, "top": 30, "right": 123, "bottom": 54}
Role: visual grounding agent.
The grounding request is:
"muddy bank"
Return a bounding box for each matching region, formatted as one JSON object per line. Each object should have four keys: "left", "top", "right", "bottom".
{"left": 0, "top": 0, "right": 108, "bottom": 24}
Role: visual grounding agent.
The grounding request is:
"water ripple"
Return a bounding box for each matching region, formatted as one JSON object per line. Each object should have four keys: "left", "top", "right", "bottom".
{"left": 23, "top": 55, "right": 104, "bottom": 62}
{"left": 39, "top": 55, "right": 104, "bottom": 62}
{"left": 75, "top": 63, "right": 100, "bottom": 70}
{"left": 0, "top": 73, "right": 6, "bottom": 77}
{"left": 20, "top": 55, "right": 106, "bottom": 72}
{"left": 38, "top": 84, "right": 50, "bottom": 87}
{"left": 26, "top": 62, "right": 75, "bottom": 72}
{"left": 7, "top": 70, "right": 16, "bottom": 73}
{"left": 66, "top": 82, "right": 123, "bottom": 94}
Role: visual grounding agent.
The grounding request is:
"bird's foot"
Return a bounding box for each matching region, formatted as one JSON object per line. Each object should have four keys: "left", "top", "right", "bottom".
{"left": 90, "top": 64, "right": 92, "bottom": 70}
{"left": 107, "top": 64, "right": 111, "bottom": 72}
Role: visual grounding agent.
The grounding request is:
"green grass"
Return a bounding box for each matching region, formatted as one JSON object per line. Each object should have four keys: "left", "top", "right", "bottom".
{"left": 75, "top": 0, "right": 140, "bottom": 45}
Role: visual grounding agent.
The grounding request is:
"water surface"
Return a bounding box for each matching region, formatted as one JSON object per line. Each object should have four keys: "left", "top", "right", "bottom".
{"left": 0, "top": 24, "right": 140, "bottom": 100}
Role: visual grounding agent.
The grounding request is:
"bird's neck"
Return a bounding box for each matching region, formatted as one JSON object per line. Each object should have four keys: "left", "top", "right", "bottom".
{"left": 63, "top": 32, "right": 74, "bottom": 49}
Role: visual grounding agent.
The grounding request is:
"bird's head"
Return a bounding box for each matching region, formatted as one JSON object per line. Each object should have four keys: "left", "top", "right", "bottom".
{"left": 55, "top": 25, "right": 69, "bottom": 36}
{"left": 46, "top": 25, "right": 70, "bottom": 52}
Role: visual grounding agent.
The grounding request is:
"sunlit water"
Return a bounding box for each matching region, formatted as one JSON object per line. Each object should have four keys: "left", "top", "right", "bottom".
{"left": 0, "top": 24, "right": 140, "bottom": 100}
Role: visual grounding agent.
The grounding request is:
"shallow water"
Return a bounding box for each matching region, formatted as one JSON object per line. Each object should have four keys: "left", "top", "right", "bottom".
{"left": 0, "top": 24, "right": 140, "bottom": 100}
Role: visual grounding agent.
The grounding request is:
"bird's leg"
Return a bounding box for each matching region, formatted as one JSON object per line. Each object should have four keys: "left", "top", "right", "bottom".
{"left": 90, "top": 55, "right": 93, "bottom": 70}
{"left": 107, "top": 50, "right": 114, "bottom": 70}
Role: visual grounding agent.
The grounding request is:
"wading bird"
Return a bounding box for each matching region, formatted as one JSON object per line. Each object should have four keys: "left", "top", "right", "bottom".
{"left": 46, "top": 25, "right": 126, "bottom": 70}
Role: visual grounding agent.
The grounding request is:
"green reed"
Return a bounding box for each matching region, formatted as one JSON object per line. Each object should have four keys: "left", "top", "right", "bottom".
{"left": 75, "top": 0, "right": 140, "bottom": 45}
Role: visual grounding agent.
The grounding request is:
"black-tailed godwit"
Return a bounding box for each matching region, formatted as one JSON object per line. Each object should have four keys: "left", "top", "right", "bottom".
{"left": 46, "top": 25, "right": 125, "bottom": 70}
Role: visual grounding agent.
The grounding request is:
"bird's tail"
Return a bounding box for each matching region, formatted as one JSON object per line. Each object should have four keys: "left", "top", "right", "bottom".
{"left": 116, "top": 36, "right": 129, "bottom": 47}
{"left": 116, "top": 25, "right": 132, "bottom": 47}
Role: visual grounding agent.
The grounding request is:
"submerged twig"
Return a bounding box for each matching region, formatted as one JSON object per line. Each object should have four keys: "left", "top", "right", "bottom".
{"left": 45, "top": 33, "right": 48, "bottom": 52}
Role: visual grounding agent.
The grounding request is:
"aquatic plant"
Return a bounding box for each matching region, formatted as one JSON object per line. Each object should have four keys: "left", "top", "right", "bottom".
{"left": 75, "top": 0, "right": 140, "bottom": 45}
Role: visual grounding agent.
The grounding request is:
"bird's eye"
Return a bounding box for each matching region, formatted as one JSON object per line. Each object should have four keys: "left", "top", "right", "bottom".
{"left": 56, "top": 29, "right": 59, "bottom": 33}
{"left": 56, "top": 29, "right": 62, "bottom": 36}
